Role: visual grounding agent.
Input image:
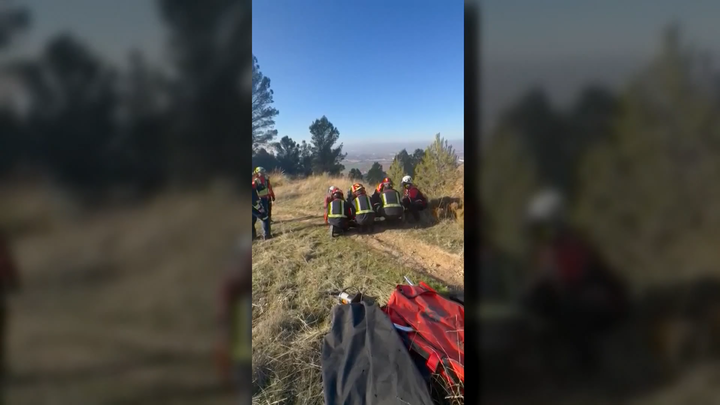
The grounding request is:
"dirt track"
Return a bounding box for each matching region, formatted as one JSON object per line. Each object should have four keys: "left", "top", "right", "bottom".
{"left": 268, "top": 207, "right": 464, "bottom": 289}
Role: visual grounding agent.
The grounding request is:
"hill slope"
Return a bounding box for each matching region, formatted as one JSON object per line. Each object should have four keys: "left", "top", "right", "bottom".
{"left": 251, "top": 174, "right": 465, "bottom": 403}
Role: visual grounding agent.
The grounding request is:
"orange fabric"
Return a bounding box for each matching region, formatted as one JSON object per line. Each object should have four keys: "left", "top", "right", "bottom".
{"left": 381, "top": 282, "right": 464, "bottom": 392}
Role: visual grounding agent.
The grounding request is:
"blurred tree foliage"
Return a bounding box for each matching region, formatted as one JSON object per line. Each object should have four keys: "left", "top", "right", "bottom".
{"left": 348, "top": 168, "right": 364, "bottom": 181}
{"left": 483, "top": 23, "right": 720, "bottom": 283}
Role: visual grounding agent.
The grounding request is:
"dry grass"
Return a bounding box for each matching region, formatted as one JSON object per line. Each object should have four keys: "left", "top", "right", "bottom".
{"left": 251, "top": 174, "right": 465, "bottom": 404}
{"left": 4, "top": 184, "right": 243, "bottom": 405}
{"left": 0, "top": 170, "right": 464, "bottom": 404}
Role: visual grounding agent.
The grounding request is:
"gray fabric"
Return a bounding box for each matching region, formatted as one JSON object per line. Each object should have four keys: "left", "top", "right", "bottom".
{"left": 321, "top": 301, "right": 434, "bottom": 405}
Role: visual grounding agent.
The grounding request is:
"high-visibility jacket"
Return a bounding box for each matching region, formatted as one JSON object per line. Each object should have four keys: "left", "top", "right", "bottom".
{"left": 352, "top": 193, "right": 375, "bottom": 215}
{"left": 380, "top": 188, "right": 404, "bottom": 217}
{"left": 380, "top": 189, "right": 402, "bottom": 209}
{"left": 351, "top": 193, "right": 375, "bottom": 225}
{"left": 253, "top": 175, "right": 275, "bottom": 199}
{"left": 252, "top": 184, "right": 268, "bottom": 220}
{"left": 327, "top": 198, "right": 353, "bottom": 220}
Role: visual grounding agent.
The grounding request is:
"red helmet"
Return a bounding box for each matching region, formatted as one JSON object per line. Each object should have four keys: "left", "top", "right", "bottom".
{"left": 332, "top": 189, "right": 344, "bottom": 199}
{"left": 351, "top": 183, "right": 365, "bottom": 194}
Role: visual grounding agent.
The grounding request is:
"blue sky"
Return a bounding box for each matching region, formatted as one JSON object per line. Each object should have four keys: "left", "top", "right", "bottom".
{"left": 252, "top": 0, "right": 464, "bottom": 145}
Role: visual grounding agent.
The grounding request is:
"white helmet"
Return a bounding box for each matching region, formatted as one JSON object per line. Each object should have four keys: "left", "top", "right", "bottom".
{"left": 526, "top": 188, "right": 565, "bottom": 223}
{"left": 328, "top": 186, "right": 339, "bottom": 194}
{"left": 401, "top": 175, "right": 412, "bottom": 185}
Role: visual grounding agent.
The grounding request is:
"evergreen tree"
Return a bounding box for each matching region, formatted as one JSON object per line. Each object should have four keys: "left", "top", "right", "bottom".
{"left": 308, "top": 116, "right": 346, "bottom": 175}
{"left": 413, "top": 133, "right": 459, "bottom": 198}
{"left": 387, "top": 149, "right": 415, "bottom": 183}
{"left": 365, "top": 162, "right": 386, "bottom": 185}
{"left": 272, "top": 135, "right": 301, "bottom": 174}
{"left": 252, "top": 55, "right": 279, "bottom": 152}
{"left": 348, "top": 168, "right": 364, "bottom": 181}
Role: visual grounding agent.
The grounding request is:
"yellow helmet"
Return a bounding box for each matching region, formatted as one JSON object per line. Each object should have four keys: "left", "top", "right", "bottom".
{"left": 254, "top": 167, "right": 265, "bottom": 175}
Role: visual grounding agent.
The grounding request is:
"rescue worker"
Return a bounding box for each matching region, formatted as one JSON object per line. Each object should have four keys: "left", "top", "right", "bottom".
{"left": 326, "top": 189, "right": 354, "bottom": 236}
{"left": 252, "top": 180, "right": 271, "bottom": 240}
{"left": 373, "top": 177, "right": 393, "bottom": 197}
{"left": 521, "top": 189, "right": 629, "bottom": 372}
{"left": 347, "top": 183, "right": 376, "bottom": 233}
{"left": 373, "top": 178, "right": 404, "bottom": 222}
{"left": 0, "top": 232, "right": 19, "bottom": 399}
{"left": 252, "top": 167, "right": 275, "bottom": 222}
{"left": 324, "top": 186, "right": 340, "bottom": 224}
{"left": 216, "top": 237, "right": 252, "bottom": 402}
{"left": 399, "top": 175, "right": 428, "bottom": 221}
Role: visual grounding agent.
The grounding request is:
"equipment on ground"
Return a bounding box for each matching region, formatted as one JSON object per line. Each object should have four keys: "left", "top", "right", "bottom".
{"left": 323, "top": 278, "right": 465, "bottom": 405}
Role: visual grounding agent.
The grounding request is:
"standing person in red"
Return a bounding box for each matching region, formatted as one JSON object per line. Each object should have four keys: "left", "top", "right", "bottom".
{"left": 399, "top": 175, "right": 427, "bottom": 221}
{"left": 252, "top": 167, "right": 275, "bottom": 222}
{"left": 0, "top": 232, "right": 19, "bottom": 400}
{"left": 324, "top": 186, "right": 340, "bottom": 224}
{"left": 521, "top": 189, "right": 629, "bottom": 373}
{"left": 326, "top": 189, "right": 354, "bottom": 236}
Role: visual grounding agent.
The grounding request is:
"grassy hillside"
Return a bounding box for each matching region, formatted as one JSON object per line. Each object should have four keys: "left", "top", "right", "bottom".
{"left": 251, "top": 173, "right": 465, "bottom": 403}
{"left": 2, "top": 183, "right": 241, "bottom": 405}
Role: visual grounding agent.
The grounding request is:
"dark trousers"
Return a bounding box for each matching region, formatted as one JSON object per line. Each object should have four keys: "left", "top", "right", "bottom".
{"left": 524, "top": 280, "right": 626, "bottom": 371}
{"left": 327, "top": 218, "right": 349, "bottom": 231}
{"left": 252, "top": 204, "right": 270, "bottom": 239}
{"left": 261, "top": 198, "right": 272, "bottom": 221}
{"left": 401, "top": 198, "right": 425, "bottom": 221}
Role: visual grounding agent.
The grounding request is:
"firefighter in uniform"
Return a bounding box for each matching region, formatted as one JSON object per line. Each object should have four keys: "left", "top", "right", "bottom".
{"left": 252, "top": 181, "right": 271, "bottom": 240}
{"left": 216, "top": 238, "right": 252, "bottom": 402}
{"left": 252, "top": 167, "right": 275, "bottom": 222}
{"left": 324, "top": 186, "right": 340, "bottom": 224}
{"left": 373, "top": 179, "right": 404, "bottom": 222}
{"left": 326, "top": 189, "right": 354, "bottom": 236}
{"left": 399, "top": 175, "right": 428, "bottom": 221}
{"left": 347, "top": 183, "right": 376, "bottom": 233}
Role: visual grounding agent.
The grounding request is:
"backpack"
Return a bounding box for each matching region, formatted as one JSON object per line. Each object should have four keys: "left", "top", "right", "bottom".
{"left": 381, "top": 282, "right": 465, "bottom": 395}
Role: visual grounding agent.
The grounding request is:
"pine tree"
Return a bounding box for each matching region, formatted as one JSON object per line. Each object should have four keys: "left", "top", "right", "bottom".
{"left": 348, "top": 168, "right": 364, "bottom": 181}
{"left": 252, "top": 55, "right": 279, "bottom": 152}
{"left": 365, "top": 162, "right": 386, "bottom": 185}
{"left": 413, "top": 133, "right": 459, "bottom": 198}
{"left": 387, "top": 149, "right": 415, "bottom": 184}
{"left": 308, "top": 116, "right": 346, "bottom": 175}
{"left": 272, "top": 135, "right": 301, "bottom": 174}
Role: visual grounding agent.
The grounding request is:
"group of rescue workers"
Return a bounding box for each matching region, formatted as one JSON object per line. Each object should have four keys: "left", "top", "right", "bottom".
{"left": 251, "top": 166, "right": 429, "bottom": 240}
{"left": 324, "top": 175, "right": 427, "bottom": 236}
